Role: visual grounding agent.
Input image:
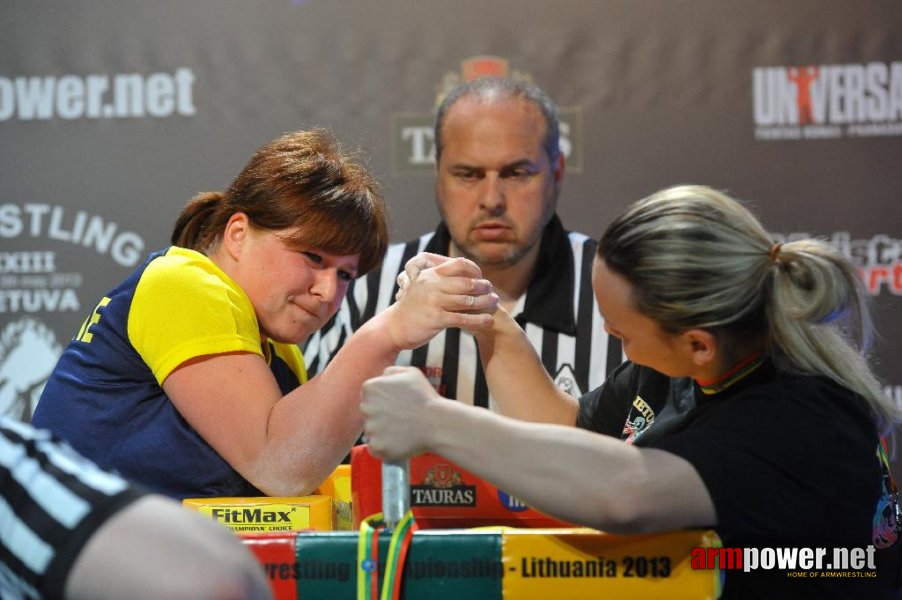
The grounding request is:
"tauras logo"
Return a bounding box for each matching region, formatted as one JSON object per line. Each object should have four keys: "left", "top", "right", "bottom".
{"left": 393, "top": 55, "right": 582, "bottom": 174}
{"left": 211, "top": 508, "right": 291, "bottom": 523}
{"left": 411, "top": 486, "right": 476, "bottom": 506}
{"left": 411, "top": 463, "right": 476, "bottom": 507}
{"left": 753, "top": 61, "right": 902, "bottom": 140}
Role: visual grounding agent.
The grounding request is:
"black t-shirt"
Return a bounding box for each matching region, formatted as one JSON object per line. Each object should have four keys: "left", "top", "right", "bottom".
{"left": 576, "top": 361, "right": 695, "bottom": 442}
{"left": 577, "top": 360, "right": 900, "bottom": 598}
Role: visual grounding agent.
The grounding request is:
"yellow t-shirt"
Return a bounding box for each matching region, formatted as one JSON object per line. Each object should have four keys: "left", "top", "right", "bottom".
{"left": 129, "top": 246, "right": 307, "bottom": 385}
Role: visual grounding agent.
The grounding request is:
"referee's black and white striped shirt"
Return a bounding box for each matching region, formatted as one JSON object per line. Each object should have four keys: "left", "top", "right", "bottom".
{"left": 0, "top": 418, "right": 144, "bottom": 599}
{"left": 304, "top": 215, "right": 623, "bottom": 409}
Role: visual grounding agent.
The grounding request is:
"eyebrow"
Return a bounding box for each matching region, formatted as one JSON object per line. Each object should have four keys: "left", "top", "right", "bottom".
{"left": 500, "top": 159, "right": 538, "bottom": 170}
{"left": 448, "top": 158, "right": 537, "bottom": 171}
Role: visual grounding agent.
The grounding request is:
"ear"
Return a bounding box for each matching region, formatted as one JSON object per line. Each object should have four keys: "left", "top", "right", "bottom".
{"left": 553, "top": 152, "right": 565, "bottom": 183}
{"left": 221, "top": 212, "right": 251, "bottom": 261}
{"left": 681, "top": 328, "right": 718, "bottom": 368}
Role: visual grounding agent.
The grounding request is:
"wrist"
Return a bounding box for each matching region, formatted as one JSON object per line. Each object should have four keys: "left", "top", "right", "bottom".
{"left": 427, "top": 399, "right": 466, "bottom": 457}
{"left": 358, "top": 308, "right": 406, "bottom": 356}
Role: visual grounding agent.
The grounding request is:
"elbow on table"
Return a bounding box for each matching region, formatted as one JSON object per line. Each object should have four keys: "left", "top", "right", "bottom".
{"left": 585, "top": 484, "right": 666, "bottom": 535}
{"left": 250, "top": 471, "right": 323, "bottom": 498}
{"left": 243, "top": 460, "right": 329, "bottom": 498}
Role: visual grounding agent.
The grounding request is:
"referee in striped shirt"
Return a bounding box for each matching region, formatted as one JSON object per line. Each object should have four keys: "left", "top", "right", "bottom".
{"left": 0, "top": 418, "right": 271, "bottom": 599}
{"left": 305, "top": 77, "right": 622, "bottom": 411}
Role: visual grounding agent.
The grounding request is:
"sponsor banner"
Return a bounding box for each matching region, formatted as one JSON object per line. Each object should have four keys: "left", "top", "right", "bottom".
{"left": 183, "top": 496, "right": 334, "bottom": 533}
{"left": 0, "top": 202, "right": 147, "bottom": 420}
{"left": 753, "top": 61, "right": 902, "bottom": 140}
{"left": 239, "top": 533, "right": 299, "bottom": 600}
{"left": 238, "top": 528, "right": 720, "bottom": 599}
{"left": 502, "top": 528, "right": 721, "bottom": 599}
{"left": 693, "top": 544, "right": 878, "bottom": 577}
{"left": 351, "top": 445, "right": 575, "bottom": 529}
{"left": 0, "top": 68, "right": 196, "bottom": 122}
{"left": 292, "top": 529, "right": 502, "bottom": 598}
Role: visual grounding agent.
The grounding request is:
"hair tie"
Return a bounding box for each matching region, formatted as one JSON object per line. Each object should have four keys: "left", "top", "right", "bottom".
{"left": 769, "top": 242, "right": 783, "bottom": 264}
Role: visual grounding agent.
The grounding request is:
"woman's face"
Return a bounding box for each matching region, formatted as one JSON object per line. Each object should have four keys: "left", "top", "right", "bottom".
{"left": 234, "top": 224, "right": 359, "bottom": 344}
{"left": 592, "top": 257, "right": 694, "bottom": 377}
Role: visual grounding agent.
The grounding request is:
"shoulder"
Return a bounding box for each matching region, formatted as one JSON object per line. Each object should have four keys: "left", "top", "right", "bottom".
{"left": 661, "top": 367, "right": 877, "bottom": 459}
{"left": 137, "top": 247, "right": 250, "bottom": 309}
{"left": 736, "top": 369, "right": 867, "bottom": 415}
{"left": 128, "top": 248, "right": 260, "bottom": 374}
{"left": 142, "top": 247, "right": 224, "bottom": 287}
{"left": 656, "top": 371, "right": 881, "bottom": 544}
{"left": 578, "top": 362, "right": 669, "bottom": 434}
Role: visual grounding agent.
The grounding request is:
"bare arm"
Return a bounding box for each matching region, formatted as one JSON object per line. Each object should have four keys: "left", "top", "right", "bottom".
{"left": 361, "top": 367, "right": 715, "bottom": 533}
{"left": 65, "top": 496, "right": 272, "bottom": 600}
{"left": 164, "top": 256, "right": 497, "bottom": 496}
{"left": 397, "top": 253, "right": 576, "bottom": 424}
{"left": 473, "top": 307, "right": 578, "bottom": 424}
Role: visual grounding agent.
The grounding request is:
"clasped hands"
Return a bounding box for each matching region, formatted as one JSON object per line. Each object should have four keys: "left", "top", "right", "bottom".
{"left": 362, "top": 252, "right": 497, "bottom": 461}
{"left": 384, "top": 252, "right": 498, "bottom": 351}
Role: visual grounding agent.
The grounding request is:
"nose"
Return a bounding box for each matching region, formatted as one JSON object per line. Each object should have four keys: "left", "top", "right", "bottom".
{"left": 478, "top": 173, "right": 506, "bottom": 215}
{"left": 310, "top": 270, "right": 339, "bottom": 306}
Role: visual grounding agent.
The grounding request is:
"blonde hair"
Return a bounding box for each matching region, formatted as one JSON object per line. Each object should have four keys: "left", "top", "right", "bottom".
{"left": 599, "top": 184, "right": 897, "bottom": 433}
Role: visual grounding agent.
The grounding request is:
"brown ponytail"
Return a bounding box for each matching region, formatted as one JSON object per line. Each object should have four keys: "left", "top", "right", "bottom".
{"left": 171, "top": 191, "right": 224, "bottom": 251}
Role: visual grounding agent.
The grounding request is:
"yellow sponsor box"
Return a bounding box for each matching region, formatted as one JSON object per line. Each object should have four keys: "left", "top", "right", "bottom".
{"left": 183, "top": 495, "right": 333, "bottom": 533}
{"left": 502, "top": 527, "right": 722, "bottom": 599}
{"left": 314, "top": 464, "right": 353, "bottom": 531}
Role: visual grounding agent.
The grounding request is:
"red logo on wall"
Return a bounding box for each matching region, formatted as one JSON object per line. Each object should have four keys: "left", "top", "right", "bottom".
{"left": 422, "top": 464, "right": 463, "bottom": 488}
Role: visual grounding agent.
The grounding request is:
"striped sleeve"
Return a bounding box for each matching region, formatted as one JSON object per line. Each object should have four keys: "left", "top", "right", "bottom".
{"left": 0, "top": 418, "right": 145, "bottom": 599}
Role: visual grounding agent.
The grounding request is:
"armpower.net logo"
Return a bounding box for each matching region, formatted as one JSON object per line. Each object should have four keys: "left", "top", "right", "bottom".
{"left": 692, "top": 545, "right": 878, "bottom": 579}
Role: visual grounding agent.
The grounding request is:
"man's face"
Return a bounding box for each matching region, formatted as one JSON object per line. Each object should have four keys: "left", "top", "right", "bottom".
{"left": 435, "top": 97, "right": 562, "bottom": 269}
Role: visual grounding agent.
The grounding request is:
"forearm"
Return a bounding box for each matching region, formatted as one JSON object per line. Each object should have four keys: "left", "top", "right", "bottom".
{"left": 261, "top": 312, "right": 405, "bottom": 494}
{"left": 424, "top": 400, "right": 714, "bottom": 533}
{"left": 187, "top": 253, "right": 495, "bottom": 496}
{"left": 475, "top": 309, "right": 578, "bottom": 424}
{"left": 424, "top": 400, "right": 646, "bottom": 530}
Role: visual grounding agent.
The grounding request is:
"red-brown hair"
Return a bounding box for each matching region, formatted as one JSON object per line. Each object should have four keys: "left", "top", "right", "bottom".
{"left": 171, "top": 129, "right": 388, "bottom": 274}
